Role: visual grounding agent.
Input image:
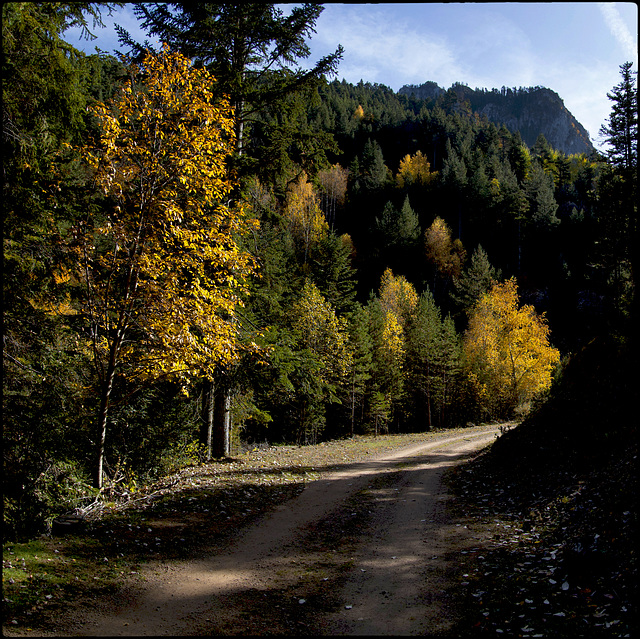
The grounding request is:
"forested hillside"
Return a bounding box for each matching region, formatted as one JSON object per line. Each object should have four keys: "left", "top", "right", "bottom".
{"left": 3, "top": 3, "right": 637, "bottom": 541}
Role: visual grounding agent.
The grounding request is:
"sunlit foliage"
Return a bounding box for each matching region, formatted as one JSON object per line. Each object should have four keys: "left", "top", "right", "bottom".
{"left": 463, "top": 278, "right": 560, "bottom": 417}
{"left": 424, "top": 217, "right": 466, "bottom": 279}
{"left": 284, "top": 171, "right": 329, "bottom": 261}
{"left": 396, "top": 150, "right": 438, "bottom": 188}
{"left": 75, "top": 46, "right": 257, "bottom": 485}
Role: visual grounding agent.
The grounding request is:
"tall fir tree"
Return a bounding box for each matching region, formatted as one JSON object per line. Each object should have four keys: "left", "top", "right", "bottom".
{"left": 598, "top": 61, "right": 638, "bottom": 331}
{"left": 599, "top": 61, "right": 638, "bottom": 171}
{"left": 119, "top": 3, "right": 342, "bottom": 161}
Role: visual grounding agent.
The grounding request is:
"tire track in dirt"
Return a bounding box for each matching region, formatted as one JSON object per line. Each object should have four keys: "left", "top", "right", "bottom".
{"left": 315, "top": 430, "right": 499, "bottom": 636}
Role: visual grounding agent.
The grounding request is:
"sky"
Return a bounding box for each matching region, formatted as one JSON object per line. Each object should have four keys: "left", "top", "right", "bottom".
{"left": 64, "top": 2, "right": 638, "bottom": 151}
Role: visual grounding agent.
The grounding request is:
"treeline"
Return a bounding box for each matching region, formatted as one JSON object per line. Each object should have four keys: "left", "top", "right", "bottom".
{"left": 3, "top": 3, "right": 637, "bottom": 540}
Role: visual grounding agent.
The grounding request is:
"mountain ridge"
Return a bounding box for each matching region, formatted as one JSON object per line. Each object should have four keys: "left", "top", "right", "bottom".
{"left": 398, "top": 81, "right": 594, "bottom": 155}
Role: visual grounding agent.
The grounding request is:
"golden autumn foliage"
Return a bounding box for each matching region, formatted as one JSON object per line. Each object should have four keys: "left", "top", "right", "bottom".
{"left": 396, "top": 151, "right": 438, "bottom": 189}
{"left": 76, "top": 46, "right": 260, "bottom": 487}
{"left": 284, "top": 171, "right": 328, "bottom": 260}
{"left": 381, "top": 310, "right": 405, "bottom": 362}
{"left": 291, "top": 280, "right": 351, "bottom": 385}
{"left": 379, "top": 267, "right": 418, "bottom": 328}
{"left": 424, "top": 217, "right": 466, "bottom": 279}
{"left": 78, "top": 45, "right": 258, "bottom": 383}
{"left": 463, "top": 278, "right": 560, "bottom": 415}
{"left": 376, "top": 268, "right": 419, "bottom": 381}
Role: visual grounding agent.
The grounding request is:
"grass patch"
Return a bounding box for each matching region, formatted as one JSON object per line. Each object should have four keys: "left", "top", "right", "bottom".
{"left": 2, "top": 535, "right": 132, "bottom": 629}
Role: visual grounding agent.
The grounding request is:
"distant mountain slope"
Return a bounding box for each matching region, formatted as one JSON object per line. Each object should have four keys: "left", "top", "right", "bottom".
{"left": 399, "top": 82, "right": 594, "bottom": 155}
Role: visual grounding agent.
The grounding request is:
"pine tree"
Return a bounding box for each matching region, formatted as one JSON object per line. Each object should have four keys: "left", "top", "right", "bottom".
{"left": 599, "top": 61, "right": 638, "bottom": 171}
{"left": 397, "top": 195, "right": 422, "bottom": 246}
{"left": 598, "top": 62, "right": 638, "bottom": 327}
{"left": 308, "top": 232, "right": 358, "bottom": 316}
{"left": 451, "top": 245, "right": 501, "bottom": 315}
{"left": 360, "top": 138, "right": 391, "bottom": 191}
{"left": 375, "top": 201, "right": 399, "bottom": 242}
{"left": 436, "top": 314, "right": 461, "bottom": 427}
{"left": 120, "top": 3, "right": 343, "bottom": 159}
{"left": 405, "top": 290, "right": 442, "bottom": 429}
{"left": 526, "top": 164, "right": 560, "bottom": 229}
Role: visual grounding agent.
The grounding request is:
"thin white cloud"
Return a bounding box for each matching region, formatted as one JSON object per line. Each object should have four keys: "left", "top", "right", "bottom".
{"left": 311, "top": 4, "right": 612, "bottom": 147}
{"left": 541, "top": 60, "right": 620, "bottom": 146}
{"left": 452, "top": 10, "right": 537, "bottom": 90}
{"left": 598, "top": 2, "right": 638, "bottom": 64}
{"left": 312, "top": 6, "right": 463, "bottom": 89}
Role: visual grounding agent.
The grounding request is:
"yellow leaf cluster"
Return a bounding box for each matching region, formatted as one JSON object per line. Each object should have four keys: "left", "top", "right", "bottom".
{"left": 463, "top": 278, "right": 560, "bottom": 410}
{"left": 284, "top": 172, "right": 328, "bottom": 256}
{"left": 377, "top": 268, "right": 418, "bottom": 367}
{"left": 291, "top": 280, "right": 351, "bottom": 383}
{"left": 29, "top": 296, "right": 78, "bottom": 316}
{"left": 79, "top": 45, "right": 258, "bottom": 382}
{"left": 396, "top": 151, "right": 438, "bottom": 188}
{"left": 381, "top": 310, "right": 405, "bottom": 361}
{"left": 379, "top": 267, "right": 418, "bottom": 327}
{"left": 424, "top": 217, "right": 466, "bottom": 279}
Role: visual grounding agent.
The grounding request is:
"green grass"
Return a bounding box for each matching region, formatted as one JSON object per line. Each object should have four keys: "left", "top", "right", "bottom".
{"left": 2, "top": 533, "right": 139, "bottom": 629}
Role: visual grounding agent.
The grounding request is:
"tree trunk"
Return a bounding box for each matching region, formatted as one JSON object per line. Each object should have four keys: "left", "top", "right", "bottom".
{"left": 350, "top": 377, "right": 356, "bottom": 437}
{"left": 93, "top": 343, "right": 120, "bottom": 489}
{"left": 94, "top": 384, "right": 111, "bottom": 490}
{"left": 441, "top": 370, "right": 448, "bottom": 427}
{"left": 199, "top": 379, "right": 215, "bottom": 461}
{"left": 235, "top": 99, "right": 244, "bottom": 155}
{"left": 212, "top": 386, "right": 230, "bottom": 458}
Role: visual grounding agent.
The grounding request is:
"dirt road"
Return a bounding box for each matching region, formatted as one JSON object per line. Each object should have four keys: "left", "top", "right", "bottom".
{"left": 60, "top": 425, "right": 501, "bottom": 636}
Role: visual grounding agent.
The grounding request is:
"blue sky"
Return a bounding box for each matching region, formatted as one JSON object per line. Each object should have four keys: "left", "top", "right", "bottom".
{"left": 65, "top": 3, "right": 638, "bottom": 151}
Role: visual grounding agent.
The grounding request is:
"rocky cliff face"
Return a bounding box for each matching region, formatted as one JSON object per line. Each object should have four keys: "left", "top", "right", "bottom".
{"left": 399, "top": 82, "right": 594, "bottom": 155}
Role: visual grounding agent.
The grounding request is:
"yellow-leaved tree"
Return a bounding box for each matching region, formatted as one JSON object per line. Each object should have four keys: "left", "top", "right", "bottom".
{"left": 75, "top": 46, "right": 257, "bottom": 488}
{"left": 396, "top": 150, "right": 438, "bottom": 189}
{"left": 317, "top": 163, "right": 348, "bottom": 230}
{"left": 289, "top": 280, "right": 351, "bottom": 444}
{"left": 372, "top": 268, "right": 418, "bottom": 427}
{"left": 424, "top": 216, "right": 466, "bottom": 281}
{"left": 379, "top": 267, "right": 419, "bottom": 325}
{"left": 463, "top": 278, "right": 560, "bottom": 417}
{"left": 284, "top": 171, "right": 328, "bottom": 262}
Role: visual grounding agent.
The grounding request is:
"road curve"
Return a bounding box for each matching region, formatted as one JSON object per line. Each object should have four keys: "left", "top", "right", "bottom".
{"left": 67, "top": 425, "right": 500, "bottom": 636}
